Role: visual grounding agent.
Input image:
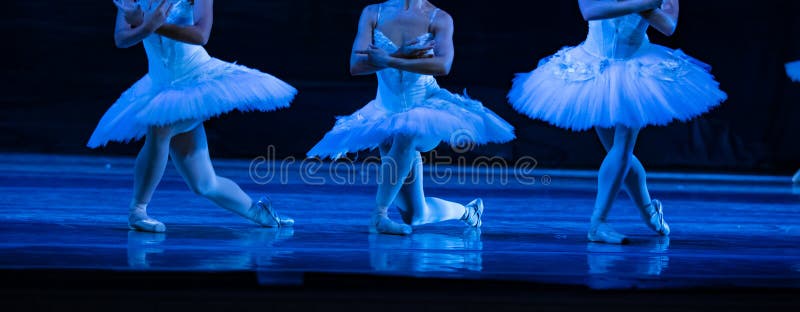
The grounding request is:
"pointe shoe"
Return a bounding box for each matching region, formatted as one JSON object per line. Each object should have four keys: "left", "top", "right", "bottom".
{"left": 793, "top": 171, "right": 800, "bottom": 184}
{"left": 588, "top": 223, "right": 629, "bottom": 245}
{"left": 128, "top": 214, "right": 166, "bottom": 233}
{"left": 370, "top": 215, "right": 412, "bottom": 236}
{"left": 644, "top": 200, "right": 670, "bottom": 236}
{"left": 462, "top": 198, "right": 484, "bottom": 228}
{"left": 248, "top": 197, "right": 294, "bottom": 228}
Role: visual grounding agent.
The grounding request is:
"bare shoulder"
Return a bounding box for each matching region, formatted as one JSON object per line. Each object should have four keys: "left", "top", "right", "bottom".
{"left": 361, "top": 4, "right": 380, "bottom": 18}
{"left": 430, "top": 7, "right": 454, "bottom": 28}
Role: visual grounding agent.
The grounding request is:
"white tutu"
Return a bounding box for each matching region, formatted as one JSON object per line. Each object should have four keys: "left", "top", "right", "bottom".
{"left": 308, "top": 24, "right": 514, "bottom": 160}
{"left": 787, "top": 61, "right": 800, "bottom": 82}
{"left": 509, "top": 14, "right": 726, "bottom": 131}
{"left": 87, "top": 59, "right": 296, "bottom": 148}
{"left": 88, "top": 0, "right": 296, "bottom": 148}
{"left": 307, "top": 88, "right": 515, "bottom": 159}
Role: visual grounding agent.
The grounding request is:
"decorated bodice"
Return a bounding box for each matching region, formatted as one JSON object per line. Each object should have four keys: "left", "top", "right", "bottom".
{"left": 373, "top": 30, "right": 439, "bottom": 111}
{"left": 583, "top": 12, "right": 650, "bottom": 59}
{"left": 141, "top": 0, "right": 211, "bottom": 82}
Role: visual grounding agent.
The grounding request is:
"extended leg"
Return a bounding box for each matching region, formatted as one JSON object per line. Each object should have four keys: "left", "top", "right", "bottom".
{"left": 169, "top": 124, "right": 292, "bottom": 227}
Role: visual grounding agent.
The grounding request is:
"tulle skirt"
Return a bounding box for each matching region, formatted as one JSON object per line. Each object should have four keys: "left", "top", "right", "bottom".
{"left": 787, "top": 61, "right": 800, "bottom": 82}
{"left": 87, "top": 58, "right": 296, "bottom": 148}
{"left": 307, "top": 89, "right": 515, "bottom": 159}
{"left": 508, "top": 43, "right": 727, "bottom": 131}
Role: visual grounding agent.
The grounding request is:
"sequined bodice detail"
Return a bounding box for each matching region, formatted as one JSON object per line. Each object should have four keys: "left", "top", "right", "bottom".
{"left": 141, "top": 0, "right": 211, "bottom": 83}
{"left": 373, "top": 30, "right": 438, "bottom": 112}
{"left": 583, "top": 13, "right": 650, "bottom": 59}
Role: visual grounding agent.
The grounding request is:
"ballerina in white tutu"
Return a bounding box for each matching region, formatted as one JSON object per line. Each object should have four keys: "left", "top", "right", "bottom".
{"left": 787, "top": 61, "right": 800, "bottom": 183}
{"left": 509, "top": 0, "right": 727, "bottom": 244}
{"left": 88, "top": 0, "right": 296, "bottom": 232}
{"left": 308, "top": 0, "right": 515, "bottom": 235}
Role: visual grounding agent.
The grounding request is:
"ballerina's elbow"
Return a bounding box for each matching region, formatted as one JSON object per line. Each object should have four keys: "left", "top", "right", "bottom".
{"left": 114, "top": 37, "right": 134, "bottom": 49}
{"left": 433, "top": 63, "right": 452, "bottom": 76}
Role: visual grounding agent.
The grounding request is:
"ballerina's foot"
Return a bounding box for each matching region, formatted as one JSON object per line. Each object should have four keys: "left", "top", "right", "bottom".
{"left": 644, "top": 199, "right": 670, "bottom": 236}
{"left": 370, "top": 215, "right": 412, "bottom": 236}
{"left": 248, "top": 197, "right": 294, "bottom": 228}
{"left": 588, "top": 223, "right": 629, "bottom": 245}
{"left": 461, "top": 198, "right": 484, "bottom": 228}
{"left": 128, "top": 213, "right": 166, "bottom": 233}
{"left": 793, "top": 171, "right": 800, "bottom": 184}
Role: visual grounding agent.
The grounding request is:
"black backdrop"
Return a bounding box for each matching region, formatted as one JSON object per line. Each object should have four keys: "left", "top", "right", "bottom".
{"left": 4, "top": 0, "right": 800, "bottom": 173}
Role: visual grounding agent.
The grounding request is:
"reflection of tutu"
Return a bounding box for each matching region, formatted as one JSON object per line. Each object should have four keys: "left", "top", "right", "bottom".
{"left": 788, "top": 61, "right": 800, "bottom": 82}
{"left": 87, "top": 58, "right": 296, "bottom": 148}
{"left": 307, "top": 88, "right": 515, "bottom": 159}
{"left": 509, "top": 44, "right": 727, "bottom": 131}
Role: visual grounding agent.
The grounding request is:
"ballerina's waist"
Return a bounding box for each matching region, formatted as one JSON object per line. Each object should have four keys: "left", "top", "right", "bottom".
{"left": 145, "top": 43, "right": 213, "bottom": 83}
{"left": 375, "top": 75, "right": 440, "bottom": 111}
{"left": 580, "top": 37, "right": 649, "bottom": 61}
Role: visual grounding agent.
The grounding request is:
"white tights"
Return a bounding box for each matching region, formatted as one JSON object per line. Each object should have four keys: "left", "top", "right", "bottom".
{"left": 373, "top": 135, "right": 466, "bottom": 234}
{"left": 130, "top": 120, "right": 253, "bottom": 231}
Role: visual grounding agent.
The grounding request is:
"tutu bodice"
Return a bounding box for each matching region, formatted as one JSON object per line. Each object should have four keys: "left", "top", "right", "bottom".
{"left": 142, "top": 0, "right": 212, "bottom": 84}
{"left": 373, "top": 30, "right": 438, "bottom": 112}
{"left": 584, "top": 13, "right": 649, "bottom": 60}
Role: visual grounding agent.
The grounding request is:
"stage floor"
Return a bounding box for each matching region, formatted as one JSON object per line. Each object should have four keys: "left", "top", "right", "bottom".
{"left": 1, "top": 153, "right": 799, "bottom": 290}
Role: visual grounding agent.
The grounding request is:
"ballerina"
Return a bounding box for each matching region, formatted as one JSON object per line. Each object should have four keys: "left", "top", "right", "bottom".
{"left": 786, "top": 61, "right": 800, "bottom": 183}
{"left": 307, "top": 0, "right": 515, "bottom": 235}
{"left": 508, "top": 0, "right": 726, "bottom": 244}
{"left": 88, "top": 0, "right": 296, "bottom": 232}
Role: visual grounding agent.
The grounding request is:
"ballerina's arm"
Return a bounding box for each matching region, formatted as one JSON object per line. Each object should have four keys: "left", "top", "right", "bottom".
{"left": 640, "top": 0, "right": 679, "bottom": 36}
{"left": 114, "top": 0, "right": 172, "bottom": 48}
{"left": 155, "top": 0, "right": 213, "bottom": 46}
{"left": 356, "top": 11, "right": 454, "bottom": 76}
{"left": 578, "top": 0, "right": 664, "bottom": 21}
{"left": 350, "top": 5, "right": 385, "bottom": 76}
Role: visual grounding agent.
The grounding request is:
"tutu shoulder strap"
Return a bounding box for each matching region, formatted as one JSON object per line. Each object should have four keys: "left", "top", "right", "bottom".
{"left": 428, "top": 8, "right": 440, "bottom": 32}
{"left": 375, "top": 3, "right": 383, "bottom": 27}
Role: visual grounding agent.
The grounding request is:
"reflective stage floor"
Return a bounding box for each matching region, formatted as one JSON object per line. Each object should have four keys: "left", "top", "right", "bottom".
{"left": 1, "top": 153, "right": 799, "bottom": 310}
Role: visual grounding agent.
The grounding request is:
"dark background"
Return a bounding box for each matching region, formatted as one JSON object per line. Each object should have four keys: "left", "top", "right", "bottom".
{"left": 3, "top": 0, "right": 800, "bottom": 173}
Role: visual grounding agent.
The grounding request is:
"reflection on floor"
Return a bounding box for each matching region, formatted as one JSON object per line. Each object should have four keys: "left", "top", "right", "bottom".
{"left": 0, "top": 153, "right": 799, "bottom": 290}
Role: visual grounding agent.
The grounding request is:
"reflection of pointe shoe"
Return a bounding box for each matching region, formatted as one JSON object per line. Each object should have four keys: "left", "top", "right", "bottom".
{"left": 128, "top": 214, "right": 166, "bottom": 233}
{"left": 126, "top": 230, "right": 166, "bottom": 268}
{"left": 650, "top": 236, "right": 671, "bottom": 253}
{"left": 644, "top": 200, "right": 670, "bottom": 236}
{"left": 248, "top": 197, "right": 294, "bottom": 227}
{"left": 462, "top": 228, "right": 483, "bottom": 250}
{"left": 370, "top": 215, "right": 412, "bottom": 235}
{"left": 588, "top": 223, "right": 629, "bottom": 245}
{"left": 462, "top": 198, "right": 484, "bottom": 228}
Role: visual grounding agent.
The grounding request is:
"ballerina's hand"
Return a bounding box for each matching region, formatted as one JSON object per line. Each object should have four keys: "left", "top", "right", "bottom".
{"left": 393, "top": 39, "right": 436, "bottom": 59}
{"left": 354, "top": 44, "right": 392, "bottom": 68}
{"left": 113, "top": 0, "right": 144, "bottom": 26}
{"left": 142, "top": 0, "right": 174, "bottom": 32}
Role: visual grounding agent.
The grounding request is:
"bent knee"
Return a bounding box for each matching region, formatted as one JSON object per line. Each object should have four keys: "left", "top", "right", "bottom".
{"left": 187, "top": 179, "right": 217, "bottom": 197}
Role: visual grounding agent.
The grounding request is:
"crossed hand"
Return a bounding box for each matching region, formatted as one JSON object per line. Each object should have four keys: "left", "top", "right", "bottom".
{"left": 113, "top": 0, "right": 174, "bottom": 30}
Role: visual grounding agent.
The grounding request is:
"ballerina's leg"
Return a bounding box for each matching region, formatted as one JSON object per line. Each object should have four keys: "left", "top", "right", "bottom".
{"left": 393, "top": 152, "right": 468, "bottom": 226}
{"left": 596, "top": 127, "right": 670, "bottom": 236}
{"left": 168, "top": 124, "right": 293, "bottom": 227}
{"left": 373, "top": 135, "right": 425, "bottom": 235}
{"left": 129, "top": 123, "right": 187, "bottom": 233}
{"left": 589, "top": 126, "right": 640, "bottom": 244}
